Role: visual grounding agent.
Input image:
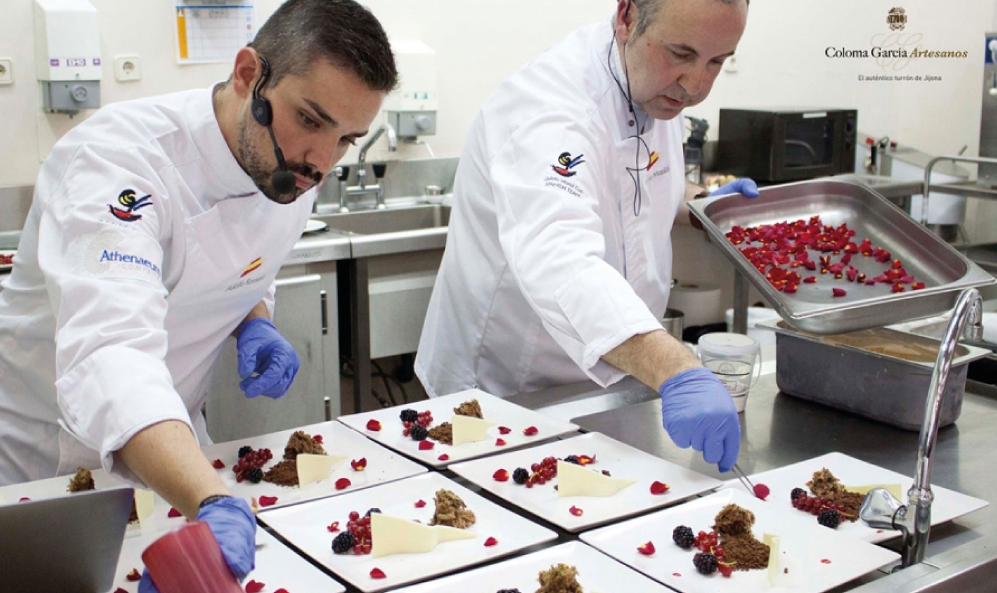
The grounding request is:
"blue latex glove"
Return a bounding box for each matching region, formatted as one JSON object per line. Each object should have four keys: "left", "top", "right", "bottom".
{"left": 236, "top": 317, "right": 300, "bottom": 399}
{"left": 710, "top": 177, "right": 759, "bottom": 198}
{"left": 139, "top": 496, "right": 257, "bottom": 592}
{"left": 659, "top": 366, "right": 741, "bottom": 472}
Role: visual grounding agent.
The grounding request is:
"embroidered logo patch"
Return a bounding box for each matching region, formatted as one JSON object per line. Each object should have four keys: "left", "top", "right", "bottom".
{"left": 646, "top": 151, "right": 660, "bottom": 171}
{"left": 552, "top": 152, "right": 585, "bottom": 178}
{"left": 241, "top": 257, "right": 264, "bottom": 278}
{"left": 108, "top": 189, "right": 152, "bottom": 222}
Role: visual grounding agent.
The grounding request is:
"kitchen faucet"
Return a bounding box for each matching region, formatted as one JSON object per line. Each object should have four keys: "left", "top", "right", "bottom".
{"left": 340, "top": 123, "right": 397, "bottom": 211}
{"left": 859, "top": 288, "right": 983, "bottom": 568}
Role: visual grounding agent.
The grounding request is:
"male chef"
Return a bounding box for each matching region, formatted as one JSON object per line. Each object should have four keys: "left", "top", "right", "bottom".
{"left": 417, "top": 0, "right": 756, "bottom": 473}
{"left": 0, "top": 0, "right": 396, "bottom": 586}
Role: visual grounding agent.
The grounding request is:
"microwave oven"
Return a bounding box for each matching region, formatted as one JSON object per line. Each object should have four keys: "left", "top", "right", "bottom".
{"left": 716, "top": 108, "right": 857, "bottom": 182}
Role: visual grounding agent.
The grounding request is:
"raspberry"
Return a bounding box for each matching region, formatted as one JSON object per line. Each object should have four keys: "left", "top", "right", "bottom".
{"left": 512, "top": 468, "right": 529, "bottom": 485}
{"left": 399, "top": 409, "right": 418, "bottom": 423}
{"left": 672, "top": 525, "right": 695, "bottom": 549}
{"left": 791, "top": 487, "right": 806, "bottom": 502}
{"left": 331, "top": 531, "right": 355, "bottom": 554}
{"left": 410, "top": 424, "right": 428, "bottom": 441}
{"left": 563, "top": 455, "right": 581, "bottom": 465}
{"left": 693, "top": 552, "right": 718, "bottom": 575}
{"left": 247, "top": 467, "right": 263, "bottom": 484}
{"left": 238, "top": 445, "right": 253, "bottom": 459}
{"left": 818, "top": 509, "right": 842, "bottom": 528}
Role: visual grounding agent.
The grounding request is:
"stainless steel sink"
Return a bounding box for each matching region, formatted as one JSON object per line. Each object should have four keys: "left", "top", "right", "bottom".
{"left": 311, "top": 203, "right": 450, "bottom": 257}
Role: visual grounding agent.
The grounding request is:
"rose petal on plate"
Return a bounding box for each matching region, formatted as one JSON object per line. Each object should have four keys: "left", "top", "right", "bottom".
{"left": 18, "top": 497, "right": 30, "bottom": 502}
{"left": 492, "top": 469, "right": 510, "bottom": 482}
{"left": 484, "top": 536, "right": 498, "bottom": 547}
{"left": 351, "top": 458, "right": 367, "bottom": 471}
{"left": 370, "top": 568, "right": 387, "bottom": 579}
{"left": 126, "top": 568, "right": 141, "bottom": 582}
{"left": 168, "top": 507, "right": 182, "bottom": 518}
{"left": 522, "top": 426, "right": 539, "bottom": 436}
{"left": 495, "top": 438, "right": 507, "bottom": 446}
{"left": 245, "top": 580, "right": 265, "bottom": 593}
{"left": 366, "top": 419, "right": 382, "bottom": 431}
{"left": 753, "top": 483, "right": 771, "bottom": 500}
{"left": 211, "top": 459, "right": 225, "bottom": 469}
{"left": 437, "top": 454, "right": 450, "bottom": 461}
{"left": 569, "top": 505, "right": 584, "bottom": 516}
{"left": 419, "top": 440, "right": 435, "bottom": 450}
{"left": 327, "top": 521, "right": 340, "bottom": 532}
{"left": 578, "top": 455, "right": 596, "bottom": 465}
{"left": 259, "top": 495, "right": 279, "bottom": 507}
{"left": 638, "top": 541, "right": 656, "bottom": 555}
{"left": 497, "top": 426, "right": 512, "bottom": 435}
{"left": 335, "top": 478, "right": 351, "bottom": 490}
{"left": 312, "top": 434, "right": 323, "bottom": 444}
{"left": 275, "top": 589, "right": 290, "bottom": 593}
{"left": 414, "top": 499, "right": 427, "bottom": 508}
{"left": 650, "top": 481, "right": 670, "bottom": 495}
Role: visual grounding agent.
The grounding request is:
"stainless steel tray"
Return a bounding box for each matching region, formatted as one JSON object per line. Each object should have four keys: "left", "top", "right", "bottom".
{"left": 688, "top": 177, "right": 995, "bottom": 334}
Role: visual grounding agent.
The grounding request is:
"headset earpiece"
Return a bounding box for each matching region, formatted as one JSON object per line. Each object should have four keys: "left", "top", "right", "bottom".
{"left": 251, "top": 56, "right": 273, "bottom": 126}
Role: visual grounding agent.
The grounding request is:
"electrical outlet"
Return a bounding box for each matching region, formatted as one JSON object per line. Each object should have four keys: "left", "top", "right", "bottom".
{"left": 724, "top": 55, "right": 739, "bottom": 73}
{"left": 114, "top": 55, "right": 141, "bottom": 82}
{"left": 0, "top": 59, "right": 13, "bottom": 85}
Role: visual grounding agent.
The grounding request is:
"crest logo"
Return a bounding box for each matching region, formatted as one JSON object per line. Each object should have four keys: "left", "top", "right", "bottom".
{"left": 108, "top": 189, "right": 152, "bottom": 222}
{"left": 887, "top": 7, "right": 907, "bottom": 31}
{"left": 646, "top": 152, "right": 660, "bottom": 171}
{"left": 241, "top": 257, "right": 264, "bottom": 278}
{"left": 552, "top": 152, "right": 585, "bottom": 178}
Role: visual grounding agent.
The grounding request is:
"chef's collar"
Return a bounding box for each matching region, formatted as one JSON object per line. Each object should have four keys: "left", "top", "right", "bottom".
{"left": 185, "top": 84, "right": 261, "bottom": 203}
{"left": 606, "top": 25, "right": 650, "bottom": 136}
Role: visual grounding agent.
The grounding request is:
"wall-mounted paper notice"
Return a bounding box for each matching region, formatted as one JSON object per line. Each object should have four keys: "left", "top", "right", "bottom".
{"left": 175, "top": 1, "right": 256, "bottom": 64}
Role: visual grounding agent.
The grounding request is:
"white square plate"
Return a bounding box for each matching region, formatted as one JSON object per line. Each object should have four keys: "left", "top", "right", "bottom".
{"left": 581, "top": 489, "right": 900, "bottom": 593}
{"left": 390, "top": 541, "right": 673, "bottom": 593}
{"left": 258, "top": 472, "right": 557, "bottom": 592}
{"left": 721, "top": 452, "right": 988, "bottom": 543}
{"left": 108, "top": 522, "right": 344, "bottom": 593}
{"left": 338, "top": 389, "right": 579, "bottom": 468}
{"left": 449, "top": 432, "right": 722, "bottom": 532}
{"left": 202, "top": 420, "right": 427, "bottom": 510}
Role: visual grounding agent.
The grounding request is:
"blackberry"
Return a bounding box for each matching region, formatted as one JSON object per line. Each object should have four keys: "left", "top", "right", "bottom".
{"left": 563, "top": 455, "right": 581, "bottom": 465}
{"left": 331, "top": 531, "right": 355, "bottom": 554}
{"left": 246, "top": 467, "right": 264, "bottom": 484}
{"left": 400, "top": 409, "right": 419, "bottom": 423}
{"left": 672, "top": 525, "right": 695, "bottom": 549}
{"left": 410, "top": 424, "right": 428, "bottom": 441}
{"left": 237, "top": 445, "right": 253, "bottom": 459}
{"left": 693, "top": 552, "right": 718, "bottom": 575}
{"left": 365, "top": 507, "right": 382, "bottom": 517}
{"left": 790, "top": 487, "right": 806, "bottom": 502}
{"left": 512, "top": 468, "right": 529, "bottom": 485}
{"left": 817, "top": 509, "right": 842, "bottom": 529}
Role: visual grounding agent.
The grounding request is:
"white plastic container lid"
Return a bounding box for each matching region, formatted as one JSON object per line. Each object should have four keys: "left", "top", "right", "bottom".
{"left": 698, "top": 332, "right": 760, "bottom": 357}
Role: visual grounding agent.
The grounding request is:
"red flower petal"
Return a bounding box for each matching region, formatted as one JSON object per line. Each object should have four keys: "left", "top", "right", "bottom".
{"left": 126, "top": 568, "right": 141, "bottom": 581}
{"left": 497, "top": 426, "right": 512, "bottom": 435}
{"left": 832, "top": 288, "right": 847, "bottom": 297}
{"left": 437, "top": 454, "right": 450, "bottom": 461}
{"left": 370, "top": 568, "right": 387, "bottom": 579}
{"left": 259, "top": 495, "right": 279, "bottom": 507}
{"left": 312, "top": 434, "right": 323, "bottom": 444}
{"left": 484, "top": 536, "right": 498, "bottom": 547}
{"left": 415, "top": 499, "right": 427, "bottom": 508}
{"left": 366, "top": 419, "right": 382, "bottom": 431}
{"left": 18, "top": 497, "right": 30, "bottom": 502}
{"left": 326, "top": 521, "right": 340, "bottom": 532}
{"left": 569, "top": 505, "right": 584, "bottom": 516}
{"left": 335, "top": 478, "right": 351, "bottom": 490}
{"left": 351, "top": 458, "right": 367, "bottom": 471}
{"left": 275, "top": 590, "right": 290, "bottom": 593}
{"left": 753, "top": 483, "right": 771, "bottom": 500}
{"left": 419, "top": 440, "right": 435, "bottom": 450}
{"left": 637, "top": 541, "right": 656, "bottom": 555}
{"left": 522, "top": 426, "right": 539, "bottom": 436}
{"left": 211, "top": 458, "right": 225, "bottom": 469}
{"left": 245, "top": 580, "right": 266, "bottom": 593}
{"left": 493, "top": 469, "right": 510, "bottom": 482}
{"left": 650, "top": 481, "right": 670, "bottom": 495}
{"left": 578, "top": 455, "right": 596, "bottom": 465}
{"left": 495, "top": 438, "right": 507, "bottom": 446}
{"left": 114, "top": 589, "right": 129, "bottom": 593}
{"left": 168, "top": 507, "right": 182, "bottom": 518}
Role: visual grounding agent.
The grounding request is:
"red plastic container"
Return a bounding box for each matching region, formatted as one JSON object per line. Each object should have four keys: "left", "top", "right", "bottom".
{"left": 141, "top": 521, "right": 243, "bottom": 593}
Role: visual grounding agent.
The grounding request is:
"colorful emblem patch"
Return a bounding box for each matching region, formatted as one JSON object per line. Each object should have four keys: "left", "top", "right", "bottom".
{"left": 646, "top": 151, "right": 660, "bottom": 171}
{"left": 241, "top": 257, "right": 264, "bottom": 278}
{"left": 108, "top": 189, "right": 152, "bottom": 222}
{"left": 552, "top": 152, "right": 585, "bottom": 178}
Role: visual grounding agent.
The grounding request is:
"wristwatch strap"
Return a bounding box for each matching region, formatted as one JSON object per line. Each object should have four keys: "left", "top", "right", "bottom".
{"left": 198, "top": 494, "right": 234, "bottom": 509}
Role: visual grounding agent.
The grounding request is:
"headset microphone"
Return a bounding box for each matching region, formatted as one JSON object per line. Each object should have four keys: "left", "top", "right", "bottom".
{"left": 251, "top": 56, "right": 297, "bottom": 195}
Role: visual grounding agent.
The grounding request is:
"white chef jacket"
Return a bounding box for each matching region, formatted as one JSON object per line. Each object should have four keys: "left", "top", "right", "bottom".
{"left": 0, "top": 88, "right": 314, "bottom": 485}
{"left": 415, "top": 18, "right": 685, "bottom": 398}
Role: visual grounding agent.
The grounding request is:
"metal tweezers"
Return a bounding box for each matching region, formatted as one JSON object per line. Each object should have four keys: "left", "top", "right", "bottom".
{"left": 731, "top": 463, "right": 758, "bottom": 496}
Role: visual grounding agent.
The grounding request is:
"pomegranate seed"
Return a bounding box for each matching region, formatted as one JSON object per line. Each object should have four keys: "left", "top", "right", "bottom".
{"left": 245, "top": 580, "right": 266, "bottom": 593}
{"left": 366, "top": 419, "right": 381, "bottom": 431}
{"left": 637, "top": 541, "right": 656, "bottom": 555}
{"left": 484, "top": 536, "right": 499, "bottom": 547}
{"left": 335, "top": 478, "right": 351, "bottom": 490}
{"left": 832, "top": 288, "right": 847, "bottom": 297}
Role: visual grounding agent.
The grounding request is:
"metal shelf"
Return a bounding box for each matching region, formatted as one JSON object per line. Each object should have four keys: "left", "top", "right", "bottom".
{"left": 929, "top": 181, "right": 997, "bottom": 201}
